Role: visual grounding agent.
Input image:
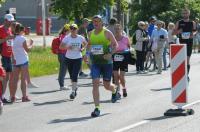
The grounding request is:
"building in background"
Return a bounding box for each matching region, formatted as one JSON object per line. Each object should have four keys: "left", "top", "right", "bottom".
{"left": 0, "top": 0, "right": 66, "bottom": 33}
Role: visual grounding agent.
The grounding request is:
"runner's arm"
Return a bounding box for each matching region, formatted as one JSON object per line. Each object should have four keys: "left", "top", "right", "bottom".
{"left": 105, "top": 30, "right": 118, "bottom": 54}
{"left": 81, "top": 38, "right": 88, "bottom": 51}
{"left": 23, "top": 39, "right": 33, "bottom": 52}
{"left": 127, "top": 37, "right": 131, "bottom": 49}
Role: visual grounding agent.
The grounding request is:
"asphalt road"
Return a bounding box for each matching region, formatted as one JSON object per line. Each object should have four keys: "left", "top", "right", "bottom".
{"left": 0, "top": 53, "right": 200, "bottom": 132}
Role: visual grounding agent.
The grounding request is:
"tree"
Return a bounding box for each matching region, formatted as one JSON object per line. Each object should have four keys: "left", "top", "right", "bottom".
{"left": 115, "top": 0, "right": 129, "bottom": 24}
{"left": 129, "top": 0, "right": 200, "bottom": 34}
{"left": 129, "top": 0, "right": 172, "bottom": 32}
{"left": 50, "top": 0, "right": 114, "bottom": 24}
{"left": 0, "top": 0, "right": 6, "bottom": 7}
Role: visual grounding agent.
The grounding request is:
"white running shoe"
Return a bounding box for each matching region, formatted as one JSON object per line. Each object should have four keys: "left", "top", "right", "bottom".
{"left": 60, "top": 86, "right": 69, "bottom": 90}
{"left": 27, "top": 82, "right": 39, "bottom": 88}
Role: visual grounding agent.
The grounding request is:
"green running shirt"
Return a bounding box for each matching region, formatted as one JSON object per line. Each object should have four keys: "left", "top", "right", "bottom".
{"left": 90, "top": 28, "right": 112, "bottom": 64}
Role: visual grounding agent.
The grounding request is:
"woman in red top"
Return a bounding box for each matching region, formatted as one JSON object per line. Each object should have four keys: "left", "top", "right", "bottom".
{"left": 58, "top": 24, "right": 70, "bottom": 90}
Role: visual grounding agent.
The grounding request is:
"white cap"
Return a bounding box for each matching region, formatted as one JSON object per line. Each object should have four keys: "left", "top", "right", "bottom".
{"left": 4, "top": 14, "right": 15, "bottom": 22}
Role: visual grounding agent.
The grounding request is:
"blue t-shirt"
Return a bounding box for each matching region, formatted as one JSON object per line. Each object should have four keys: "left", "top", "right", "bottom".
{"left": 148, "top": 24, "right": 156, "bottom": 37}
{"left": 151, "top": 28, "right": 168, "bottom": 40}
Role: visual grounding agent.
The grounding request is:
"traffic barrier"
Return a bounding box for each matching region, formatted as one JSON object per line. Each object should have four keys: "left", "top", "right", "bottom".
{"left": 164, "top": 44, "right": 194, "bottom": 116}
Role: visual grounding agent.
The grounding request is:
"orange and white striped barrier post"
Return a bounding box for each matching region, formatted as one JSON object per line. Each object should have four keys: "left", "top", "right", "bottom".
{"left": 164, "top": 44, "right": 194, "bottom": 116}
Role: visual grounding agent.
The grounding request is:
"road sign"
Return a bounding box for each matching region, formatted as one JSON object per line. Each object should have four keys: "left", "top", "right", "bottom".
{"left": 171, "top": 44, "right": 188, "bottom": 107}
{"left": 9, "top": 8, "right": 16, "bottom": 14}
{"left": 164, "top": 44, "right": 194, "bottom": 116}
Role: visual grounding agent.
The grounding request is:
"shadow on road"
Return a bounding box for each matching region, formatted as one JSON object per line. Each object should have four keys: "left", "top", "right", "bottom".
{"left": 145, "top": 115, "right": 177, "bottom": 121}
{"left": 81, "top": 99, "right": 121, "bottom": 105}
{"left": 125, "top": 72, "right": 156, "bottom": 76}
{"left": 77, "top": 83, "right": 93, "bottom": 87}
{"left": 30, "top": 90, "right": 62, "bottom": 95}
{"left": 56, "top": 77, "right": 92, "bottom": 80}
{"left": 68, "top": 82, "right": 103, "bottom": 88}
{"left": 151, "top": 87, "right": 171, "bottom": 92}
{"left": 33, "top": 99, "right": 71, "bottom": 106}
{"left": 49, "top": 113, "right": 110, "bottom": 123}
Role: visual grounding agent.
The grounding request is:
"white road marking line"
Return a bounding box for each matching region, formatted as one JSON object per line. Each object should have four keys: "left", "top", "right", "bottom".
{"left": 113, "top": 120, "right": 150, "bottom": 132}
{"left": 113, "top": 100, "right": 200, "bottom": 132}
{"left": 183, "top": 100, "right": 200, "bottom": 108}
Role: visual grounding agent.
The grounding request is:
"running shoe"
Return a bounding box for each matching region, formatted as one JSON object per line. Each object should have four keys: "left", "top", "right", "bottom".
{"left": 123, "top": 89, "right": 127, "bottom": 97}
{"left": 111, "top": 90, "right": 120, "bottom": 103}
{"left": 136, "top": 71, "right": 141, "bottom": 74}
{"left": 2, "top": 98, "right": 12, "bottom": 104}
{"left": 60, "top": 86, "right": 69, "bottom": 91}
{"left": 70, "top": 89, "right": 77, "bottom": 100}
{"left": 91, "top": 108, "right": 100, "bottom": 117}
{"left": 79, "top": 72, "right": 88, "bottom": 77}
{"left": 22, "top": 96, "right": 31, "bottom": 102}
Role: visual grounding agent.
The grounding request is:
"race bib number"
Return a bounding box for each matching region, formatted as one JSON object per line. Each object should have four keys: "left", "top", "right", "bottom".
{"left": 114, "top": 54, "right": 124, "bottom": 61}
{"left": 71, "top": 43, "right": 80, "bottom": 51}
{"left": 181, "top": 32, "right": 190, "bottom": 39}
{"left": 91, "top": 45, "right": 104, "bottom": 55}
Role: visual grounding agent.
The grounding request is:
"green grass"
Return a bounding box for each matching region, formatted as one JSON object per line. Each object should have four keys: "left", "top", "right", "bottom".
{"left": 28, "top": 46, "right": 89, "bottom": 77}
{"left": 29, "top": 47, "right": 59, "bottom": 77}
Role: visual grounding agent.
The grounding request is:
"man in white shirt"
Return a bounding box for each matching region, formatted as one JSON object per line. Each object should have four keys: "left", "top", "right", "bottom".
{"left": 151, "top": 20, "right": 168, "bottom": 74}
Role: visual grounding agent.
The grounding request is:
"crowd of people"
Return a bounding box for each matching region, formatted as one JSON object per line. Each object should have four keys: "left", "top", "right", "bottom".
{"left": 0, "top": 7, "right": 199, "bottom": 117}
{"left": 0, "top": 14, "right": 38, "bottom": 114}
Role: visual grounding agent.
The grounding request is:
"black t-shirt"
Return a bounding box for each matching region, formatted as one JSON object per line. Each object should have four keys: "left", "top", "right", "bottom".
{"left": 178, "top": 19, "right": 193, "bottom": 40}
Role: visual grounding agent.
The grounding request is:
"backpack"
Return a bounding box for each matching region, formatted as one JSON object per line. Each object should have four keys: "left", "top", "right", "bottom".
{"left": 51, "top": 37, "right": 61, "bottom": 54}
{"left": 132, "top": 31, "right": 136, "bottom": 45}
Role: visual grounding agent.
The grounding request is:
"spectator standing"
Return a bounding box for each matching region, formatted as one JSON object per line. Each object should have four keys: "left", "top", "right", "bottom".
{"left": 0, "top": 14, "right": 15, "bottom": 104}
{"left": 58, "top": 24, "right": 70, "bottom": 90}
{"left": 151, "top": 20, "right": 168, "bottom": 74}
{"left": 135, "top": 21, "right": 150, "bottom": 74}
{"left": 193, "top": 18, "right": 200, "bottom": 53}
{"left": 11, "top": 23, "right": 33, "bottom": 102}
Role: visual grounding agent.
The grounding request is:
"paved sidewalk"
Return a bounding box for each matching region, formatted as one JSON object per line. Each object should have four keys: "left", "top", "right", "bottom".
{"left": 25, "top": 33, "right": 57, "bottom": 47}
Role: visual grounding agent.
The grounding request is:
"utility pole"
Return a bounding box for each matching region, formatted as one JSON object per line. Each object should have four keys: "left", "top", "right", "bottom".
{"left": 42, "top": 0, "right": 46, "bottom": 48}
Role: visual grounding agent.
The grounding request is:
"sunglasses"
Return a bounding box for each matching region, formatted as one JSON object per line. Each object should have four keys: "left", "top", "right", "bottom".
{"left": 70, "top": 27, "right": 77, "bottom": 30}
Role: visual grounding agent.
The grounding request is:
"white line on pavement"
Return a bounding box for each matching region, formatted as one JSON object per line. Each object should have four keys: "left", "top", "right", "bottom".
{"left": 113, "top": 120, "right": 150, "bottom": 132}
{"left": 113, "top": 99, "right": 200, "bottom": 132}
{"left": 183, "top": 100, "right": 200, "bottom": 108}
